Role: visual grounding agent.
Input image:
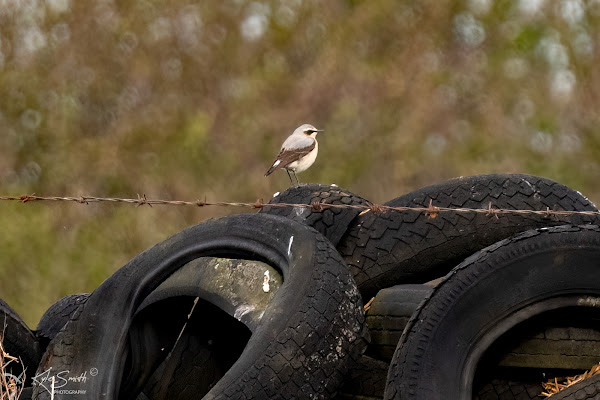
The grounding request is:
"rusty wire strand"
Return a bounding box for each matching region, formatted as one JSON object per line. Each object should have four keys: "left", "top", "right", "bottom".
{"left": 1, "top": 193, "right": 600, "bottom": 218}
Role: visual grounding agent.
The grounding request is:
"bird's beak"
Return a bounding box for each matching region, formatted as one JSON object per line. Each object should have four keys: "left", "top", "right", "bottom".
{"left": 315, "top": 129, "right": 324, "bottom": 132}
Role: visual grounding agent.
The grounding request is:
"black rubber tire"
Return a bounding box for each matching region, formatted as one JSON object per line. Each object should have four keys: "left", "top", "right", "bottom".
{"left": 474, "top": 377, "right": 544, "bottom": 400}
{"left": 493, "top": 318, "right": 600, "bottom": 370}
{"left": 473, "top": 302, "right": 599, "bottom": 398}
{"left": 36, "top": 293, "right": 89, "bottom": 347}
{"left": 137, "top": 297, "right": 251, "bottom": 400}
{"left": 260, "top": 183, "right": 372, "bottom": 246}
{"left": 547, "top": 374, "right": 600, "bottom": 399}
{"left": 333, "top": 355, "right": 388, "bottom": 400}
{"left": 140, "top": 330, "right": 223, "bottom": 400}
{"left": 385, "top": 224, "right": 600, "bottom": 400}
{"left": 135, "top": 257, "right": 281, "bottom": 399}
{"left": 0, "top": 299, "right": 41, "bottom": 387}
{"left": 34, "top": 214, "right": 369, "bottom": 400}
{"left": 338, "top": 174, "right": 599, "bottom": 300}
{"left": 20, "top": 387, "right": 34, "bottom": 400}
{"left": 136, "top": 257, "right": 282, "bottom": 332}
{"left": 365, "top": 285, "right": 433, "bottom": 362}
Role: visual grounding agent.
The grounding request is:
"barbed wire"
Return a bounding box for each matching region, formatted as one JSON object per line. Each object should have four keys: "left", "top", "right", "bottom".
{"left": 2, "top": 193, "right": 600, "bottom": 219}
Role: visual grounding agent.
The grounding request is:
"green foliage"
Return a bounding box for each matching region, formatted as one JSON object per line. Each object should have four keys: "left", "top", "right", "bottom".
{"left": 1, "top": 0, "right": 599, "bottom": 326}
{"left": 513, "top": 25, "right": 545, "bottom": 52}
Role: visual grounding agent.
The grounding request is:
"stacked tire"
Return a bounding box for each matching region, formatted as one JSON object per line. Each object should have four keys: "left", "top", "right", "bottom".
{"left": 2, "top": 174, "right": 600, "bottom": 399}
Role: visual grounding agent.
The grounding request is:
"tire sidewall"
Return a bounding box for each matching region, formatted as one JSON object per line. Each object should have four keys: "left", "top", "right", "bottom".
{"left": 390, "top": 226, "right": 600, "bottom": 400}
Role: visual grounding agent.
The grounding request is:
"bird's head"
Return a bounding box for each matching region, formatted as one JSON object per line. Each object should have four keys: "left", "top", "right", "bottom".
{"left": 294, "top": 124, "right": 323, "bottom": 138}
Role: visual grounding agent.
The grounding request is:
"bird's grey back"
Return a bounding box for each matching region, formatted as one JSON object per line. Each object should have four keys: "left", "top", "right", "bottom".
{"left": 281, "top": 134, "right": 315, "bottom": 151}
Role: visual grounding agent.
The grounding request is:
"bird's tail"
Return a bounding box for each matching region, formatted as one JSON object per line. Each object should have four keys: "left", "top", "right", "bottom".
{"left": 264, "top": 166, "right": 276, "bottom": 176}
{"left": 265, "top": 160, "right": 281, "bottom": 176}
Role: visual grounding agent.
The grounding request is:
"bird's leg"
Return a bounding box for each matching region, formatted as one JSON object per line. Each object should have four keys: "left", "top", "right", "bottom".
{"left": 286, "top": 169, "right": 294, "bottom": 185}
{"left": 293, "top": 171, "right": 300, "bottom": 186}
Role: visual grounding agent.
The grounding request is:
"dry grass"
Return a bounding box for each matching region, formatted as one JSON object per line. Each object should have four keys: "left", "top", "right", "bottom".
{"left": 0, "top": 331, "right": 23, "bottom": 400}
{"left": 363, "top": 297, "right": 375, "bottom": 312}
{"left": 541, "top": 363, "right": 600, "bottom": 397}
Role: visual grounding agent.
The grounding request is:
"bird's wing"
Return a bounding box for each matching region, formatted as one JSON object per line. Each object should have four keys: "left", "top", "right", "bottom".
{"left": 265, "top": 138, "right": 315, "bottom": 176}
{"left": 281, "top": 134, "right": 315, "bottom": 151}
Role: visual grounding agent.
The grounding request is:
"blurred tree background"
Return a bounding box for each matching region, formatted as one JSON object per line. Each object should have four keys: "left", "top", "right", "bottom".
{"left": 1, "top": 0, "right": 600, "bottom": 326}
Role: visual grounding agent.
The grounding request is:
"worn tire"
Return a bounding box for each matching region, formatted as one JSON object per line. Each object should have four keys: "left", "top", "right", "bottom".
{"left": 338, "top": 174, "right": 599, "bottom": 300}
{"left": 260, "top": 183, "right": 372, "bottom": 246}
{"left": 137, "top": 297, "right": 251, "bottom": 400}
{"left": 135, "top": 257, "right": 282, "bottom": 399}
{"left": 34, "top": 214, "right": 369, "bottom": 400}
{"left": 136, "top": 257, "right": 282, "bottom": 332}
{"left": 36, "top": 294, "right": 89, "bottom": 347}
{"left": 474, "top": 378, "right": 544, "bottom": 400}
{"left": 333, "top": 355, "right": 388, "bottom": 400}
{"left": 494, "top": 321, "right": 600, "bottom": 370}
{"left": 547, "top": 374, "right": 600, "bottom": 399}
{"left": 365, "top": 285, "right": 432, "bottom": 361}
{"left": 0, "top": 299, "right": 41, "bottom": 387}
{"left": 385, "top": 225, "right": 600, "bottom": 400}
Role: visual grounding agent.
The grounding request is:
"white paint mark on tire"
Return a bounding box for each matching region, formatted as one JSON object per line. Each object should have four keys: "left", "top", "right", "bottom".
{"left": 287, "top": 235, "right": 294, "bottom": 256}
{"left": 263, "top": 270, "right": 270, "bottom": 292}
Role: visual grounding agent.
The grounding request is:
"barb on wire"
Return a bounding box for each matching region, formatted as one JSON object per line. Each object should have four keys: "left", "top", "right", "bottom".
{"left": 253, "top": 199, "right": 264, "bottom": 209}
{"left": 486, "top": 202, "right": 499, "bottom": 219}
{"left": 136, "top": 193, "right": 151, "bottom": 207}
{"left": 311, "top": 200, "right": 325, "bottom": 211}
{"left": 1, "top": 193, "right": 600, "bottom": 220}
{"left": 425, "top": 199, "right": 440, "bottom": 219}
{"left": 369, "top": 203, "right": 385, "bottom": 214}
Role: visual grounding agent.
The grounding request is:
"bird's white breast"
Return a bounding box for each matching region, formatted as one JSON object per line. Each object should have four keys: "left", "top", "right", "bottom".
{"left": 287, "top": 140, "right": 318, "bottom": 173}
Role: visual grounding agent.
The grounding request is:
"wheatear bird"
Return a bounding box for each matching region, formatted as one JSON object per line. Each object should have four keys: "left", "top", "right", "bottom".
{"left": 265, "top": 124, "right": 323, "bottom": 185}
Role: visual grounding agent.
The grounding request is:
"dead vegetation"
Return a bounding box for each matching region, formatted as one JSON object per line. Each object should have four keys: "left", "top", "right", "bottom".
{"left": 541, "top": 363, "right": 600, "bottom": 397}
{"left": 0, "top": 330, "right": 23, "bottom": 400}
